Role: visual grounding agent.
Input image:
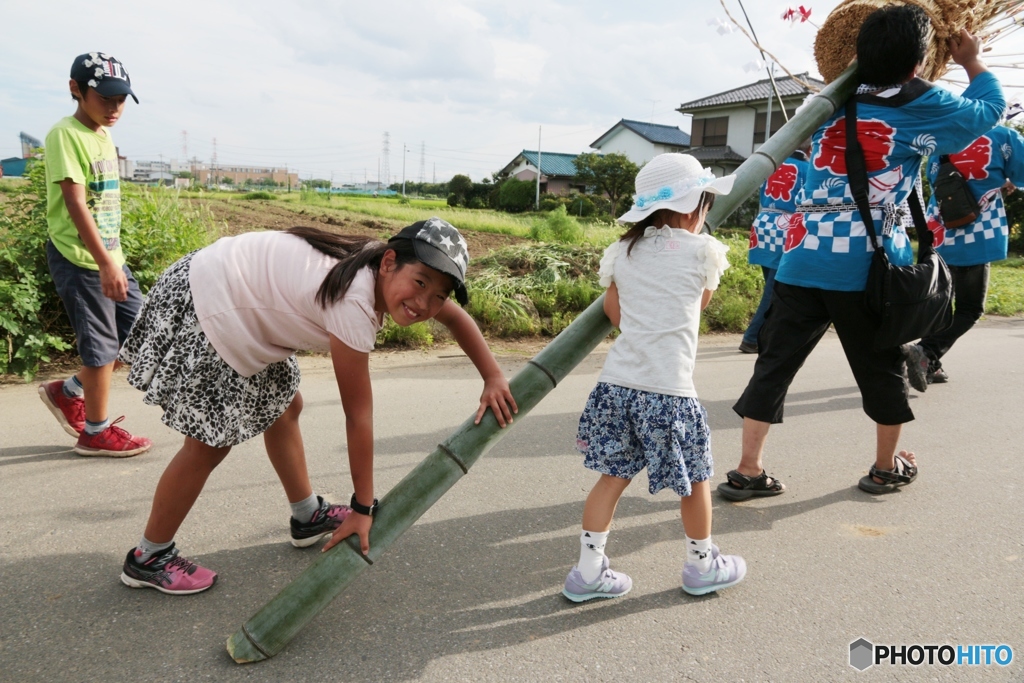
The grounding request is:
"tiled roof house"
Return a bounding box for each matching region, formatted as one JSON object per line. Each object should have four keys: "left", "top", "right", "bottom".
{"left": 590, "top": 119, "right": 690, "bottom": 165}
{"left": 499, "top": 150, "right": 586, "bottom": 195}
{"left": 677, "top": 72, "right": 825, "bottom": 175}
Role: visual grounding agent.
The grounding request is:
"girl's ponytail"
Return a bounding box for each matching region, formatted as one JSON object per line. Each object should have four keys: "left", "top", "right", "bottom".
{"left": 286, "top": 227, "right": 418, "bottom": 308}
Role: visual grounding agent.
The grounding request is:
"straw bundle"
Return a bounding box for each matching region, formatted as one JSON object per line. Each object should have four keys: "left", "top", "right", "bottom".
{"left": 814, "top": 0, "right": 1024, "bottom": 83}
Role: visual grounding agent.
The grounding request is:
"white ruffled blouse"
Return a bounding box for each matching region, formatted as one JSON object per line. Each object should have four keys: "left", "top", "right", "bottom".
{"left": 597, "top": 225, "right": 730, "bottom": 397}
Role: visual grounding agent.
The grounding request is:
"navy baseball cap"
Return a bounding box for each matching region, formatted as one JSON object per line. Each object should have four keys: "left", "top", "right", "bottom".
{"left": 70, "top": 53, "right": 138, "bottom": 103}
{"left": 389, "top": 217, "right": 469, "bottom": 304}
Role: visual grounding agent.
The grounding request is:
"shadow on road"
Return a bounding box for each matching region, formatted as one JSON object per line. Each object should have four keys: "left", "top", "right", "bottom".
{"left": 2, "top": 487, "right": 869, "bottom": 682}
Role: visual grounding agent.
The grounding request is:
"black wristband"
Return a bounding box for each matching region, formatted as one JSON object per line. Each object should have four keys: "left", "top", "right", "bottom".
{"left": 350, "top": 494, "right": 378, "bottom": 517}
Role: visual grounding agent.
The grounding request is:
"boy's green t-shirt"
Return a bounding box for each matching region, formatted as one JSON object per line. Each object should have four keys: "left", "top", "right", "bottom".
{"left": 44, "top": 116, "right": 125, "bottom": 270}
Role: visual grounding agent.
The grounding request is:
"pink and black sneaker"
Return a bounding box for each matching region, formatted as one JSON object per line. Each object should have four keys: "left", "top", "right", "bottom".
{"left": 74, "top": 416, "right": 152, "bottom": 458}
{"left": 290, "top": 496, "right": 352, "bottom": 547}
{"left": 120, "top": 544, "right": 217, "bottom": 595}
{"left": 38, "top": 380, "right": 86, "bottom": 437}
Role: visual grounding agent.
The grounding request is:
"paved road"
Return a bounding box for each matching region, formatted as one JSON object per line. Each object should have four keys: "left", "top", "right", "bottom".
{"left": 2, "top": 320, "right": 1022, "bottom": 682}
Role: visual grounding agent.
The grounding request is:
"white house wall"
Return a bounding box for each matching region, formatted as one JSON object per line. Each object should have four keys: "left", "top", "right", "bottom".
{"left": 726, "top": 107, "right": 756, "bottom": 158}
{"left": 595, "top": 128, "right": 659, "bottom": 165}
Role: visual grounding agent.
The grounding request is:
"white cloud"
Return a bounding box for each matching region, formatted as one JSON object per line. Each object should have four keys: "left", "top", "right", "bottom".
{"left": 2, "top": 0, "right": 1022, "bottom": 180}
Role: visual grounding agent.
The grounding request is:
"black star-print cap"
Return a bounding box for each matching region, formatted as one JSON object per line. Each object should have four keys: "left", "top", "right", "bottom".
{"left": 70, "top": 52, "right": 138, "bottom": 103}
{"left": 389, "top": 217, "right": 469, "bottom": 305}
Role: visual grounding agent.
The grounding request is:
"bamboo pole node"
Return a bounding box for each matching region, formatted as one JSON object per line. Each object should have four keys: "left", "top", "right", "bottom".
{"left": 240, "top": 625, "right": 272, "bottom": 659}
{"left": 527, "top": 360, "right": 559, "bottom": 388}
{"left": 438, "top": 443, "right": 469, "bottom": 474}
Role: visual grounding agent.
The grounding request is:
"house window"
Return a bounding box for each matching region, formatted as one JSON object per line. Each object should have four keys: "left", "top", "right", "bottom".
{"left": 753, "top": 108, "right": 797, "bottom": 144}
{"left": 691, "top": 116, "right": 728, "bottom": 147}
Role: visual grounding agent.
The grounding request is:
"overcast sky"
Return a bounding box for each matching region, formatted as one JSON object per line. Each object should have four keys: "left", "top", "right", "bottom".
{"left": 3, "top": 0, "right": 1024, "bottom": 182}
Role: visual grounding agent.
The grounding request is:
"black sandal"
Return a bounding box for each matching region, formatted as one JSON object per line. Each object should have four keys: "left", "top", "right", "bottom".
{"left": 858, "top": 453, "right": 918, "bottom": 494}
{"left": 717, "top": 469, "right": 786, "bottom": 501}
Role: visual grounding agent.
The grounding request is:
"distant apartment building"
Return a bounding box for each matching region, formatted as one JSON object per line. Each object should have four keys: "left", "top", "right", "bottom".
{"left": 195, "top": 165, "right": 299, "bottom": 187}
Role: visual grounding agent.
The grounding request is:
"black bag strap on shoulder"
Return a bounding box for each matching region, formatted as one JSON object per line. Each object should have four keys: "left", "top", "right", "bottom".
{"left": 844, "top": 97, "right": 933, "bottom": 258}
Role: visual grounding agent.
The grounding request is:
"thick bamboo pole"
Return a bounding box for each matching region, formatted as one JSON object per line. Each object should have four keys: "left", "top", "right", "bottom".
{"left": 227, "top": 64, "right": 859, "bottom": 664}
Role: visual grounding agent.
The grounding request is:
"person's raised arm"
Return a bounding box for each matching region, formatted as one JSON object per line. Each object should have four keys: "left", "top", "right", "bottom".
{"left": 59, "top": 179, "right": 128, "bottom": 301}
{"left": 949, "top": 28, "right": 988, "bottom": 82}
{"left": 322, "top": 335, "right": 375, "bottom": 554}
{"left": 433, "top": 300, "right": 517, "bottom": 427}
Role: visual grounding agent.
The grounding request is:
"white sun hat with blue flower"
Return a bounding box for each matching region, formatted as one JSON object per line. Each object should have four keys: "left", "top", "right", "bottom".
{"left": 618, "top": 153, "right": 736, "bottom": 224}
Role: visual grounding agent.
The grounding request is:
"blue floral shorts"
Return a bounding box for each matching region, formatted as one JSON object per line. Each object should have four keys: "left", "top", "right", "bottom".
{"left": 576, "top": 382, "right": 712, "bottom": 496}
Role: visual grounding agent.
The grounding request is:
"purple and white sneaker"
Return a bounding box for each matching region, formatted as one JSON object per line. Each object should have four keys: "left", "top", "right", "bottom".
{"left": 562, "top": 555, "right": 632, "bottom": 602}
{"left": 682, "top": 553, "right": 746, "bottom": 596}
{"left": 120, "top": 544, "right": 217, "bottom": 595}
{"left": 290, "top": 496, "right": 352, "bottom": 548}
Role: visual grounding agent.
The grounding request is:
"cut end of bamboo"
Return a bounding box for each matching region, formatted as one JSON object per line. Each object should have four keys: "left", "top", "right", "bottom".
{"left": 226, "top": 630, "right": 268, "bottom": 664}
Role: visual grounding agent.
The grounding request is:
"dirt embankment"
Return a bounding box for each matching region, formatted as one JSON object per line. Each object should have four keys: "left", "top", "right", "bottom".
{"left": 199, "top": 198, "right": 527, "bottom": 255}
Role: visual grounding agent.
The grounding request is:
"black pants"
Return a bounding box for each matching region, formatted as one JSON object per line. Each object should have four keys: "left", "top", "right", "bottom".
{"left": 733, "top": 282, "right": 913, "bottom": 426}
{"left": 918, "top": 263, "right": 990, "bottom": 368}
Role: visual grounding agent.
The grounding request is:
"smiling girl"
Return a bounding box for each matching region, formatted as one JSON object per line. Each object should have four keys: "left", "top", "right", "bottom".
{"left": 117, "top": 218, "right": 517, "bottom": 594}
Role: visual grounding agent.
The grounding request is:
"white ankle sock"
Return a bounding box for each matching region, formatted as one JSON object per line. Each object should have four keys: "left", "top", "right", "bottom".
{"left": 84, "top": 418, "right": 110, "bottom": 435}
{"left": 685, "top": 535, "right": 713, "bottom": 573}
{"left": 135, "top": 536, "right": 174, "bottom": 563}
{"left": 290, "top": 493, "right": 321, "bottom": 523}
{"left": 578, "top": 530, "right": 609, "bottom": 583}
{"left": 63, "top": 375, "right": 84, "bottom": 398}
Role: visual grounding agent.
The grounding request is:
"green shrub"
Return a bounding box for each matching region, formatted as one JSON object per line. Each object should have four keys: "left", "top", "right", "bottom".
{"left": 700, "top": 236, "right": 762, "bottom": 333}
{"left": 465, "top": 289, "right": 538, "bottom": 337}
{"left": 539, "top": 196, "right": 562, "bottom": 212}
{"left": 0, "top": 154, "right": 220, "bottom": 379}
{"left": 242, "top": 191, "right": 275, "bottom": 200}
{"left": 498, "top": 178, "right": 535, "bottom": 213}
{"left": 120, "top": 187, "right": 221, "bottom": 291}
{"left": 537, "top": 205, "right": 585, "bottom": 244}
{"left": 447, "top": 193, "right": 460, "bottom": 208}
{"left": 376, "top": 319, "right": 434, "bottom": 347}
{"left": 468, "top": 197, "right": 486, "bottom": 209}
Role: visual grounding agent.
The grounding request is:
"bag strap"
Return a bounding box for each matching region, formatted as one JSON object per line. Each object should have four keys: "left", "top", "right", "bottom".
{"left": 843, "top": 96, "right": 933, "bottom": 256}
{"left": 844, "top": 97, "right": 882, "bottom": 250}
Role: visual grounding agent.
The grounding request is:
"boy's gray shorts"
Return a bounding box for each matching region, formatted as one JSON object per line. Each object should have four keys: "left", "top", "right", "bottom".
{"left": 46, "top": 240, "right": 144, "bottom": 368}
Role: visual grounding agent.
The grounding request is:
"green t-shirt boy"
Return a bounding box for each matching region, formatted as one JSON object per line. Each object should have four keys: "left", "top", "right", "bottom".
{"left": 45, "top": 115, "right": 124, "bottom": 269}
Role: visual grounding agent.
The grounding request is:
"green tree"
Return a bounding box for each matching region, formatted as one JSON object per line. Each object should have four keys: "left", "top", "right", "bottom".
{"left": 574, "top": 153, "right": 639, "bottom": 216}
{"left": 449, "top": 174, "right": 473, "bottom": 205}
{"left": 498, "top": 178, "right": 535, "bottom": 213}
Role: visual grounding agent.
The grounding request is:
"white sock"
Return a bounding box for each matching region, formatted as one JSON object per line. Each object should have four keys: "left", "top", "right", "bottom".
{"left": 578, "top": 530, "right": 609, "bottom": 583}
{"left": 685, "top": 535, "right": 713, "bottom": 573}
{"left": 135, "top": 536, "right": 174, "bottom": 563}
{"left": 290, "top": 493, "right": 321, "bottom": 523}
{"left": 63, "top": 375, "right": 84, "bottom": 398}
{"left": 84, "top": 418, "right": 110, "bottom": 435}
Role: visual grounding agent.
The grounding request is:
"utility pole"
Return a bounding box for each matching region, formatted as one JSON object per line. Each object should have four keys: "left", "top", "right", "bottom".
{"left": 381, "top": 132, "right": 391, "bottom": 189}
{"left": 402, "top": 143, "right": 407, "bottom": 196}
{"left": 377, "top": 158, "right": 381, "bottom": 191}
{"left": 535, "top": 125, "right": 542, "bottom": 210}
{"left": 419, "top": 141, "right": 426, "bottom": 184}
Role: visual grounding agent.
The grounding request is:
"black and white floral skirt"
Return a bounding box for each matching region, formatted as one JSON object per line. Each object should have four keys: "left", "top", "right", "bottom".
{"left": 120, "top": 252, "right": 301, "bottom": 448}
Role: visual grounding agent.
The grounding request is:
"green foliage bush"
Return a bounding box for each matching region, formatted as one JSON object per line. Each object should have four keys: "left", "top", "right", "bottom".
{"left": 0, "top": 154, "right": 219, "bottom": 379}
{"left": 242, "top": 191, "right": 275, "bottom": 200}
{"left": 530, "top": 205, "right": 585, "bottom": 244}
{"left": 376, "top": 319, "right": 434, "bottom": 347}
{"left": 468, "top": 197, "right": 486, "bottom": 209}
{"left": 498, "top": 178, "right": 535, "bottom": 213}
{"left": 700, "top": 236, "right": 762, "bottom": 333}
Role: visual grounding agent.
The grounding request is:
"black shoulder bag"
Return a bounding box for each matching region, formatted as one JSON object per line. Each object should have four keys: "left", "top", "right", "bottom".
{"left": 933, "top": 154, "right": 981, "bottom": 228}
{"left": 844, "top": 97, "right": 953, "bottom": 350}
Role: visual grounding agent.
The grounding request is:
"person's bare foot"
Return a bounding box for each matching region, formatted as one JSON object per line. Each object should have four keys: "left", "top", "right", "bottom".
{"left": 872, "top": 450, "right": 916, "bottom": 484}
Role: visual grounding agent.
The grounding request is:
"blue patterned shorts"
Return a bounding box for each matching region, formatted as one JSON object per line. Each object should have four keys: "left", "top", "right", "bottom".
{"left": 576, "top": 382, "right": 712, "bottom": 496}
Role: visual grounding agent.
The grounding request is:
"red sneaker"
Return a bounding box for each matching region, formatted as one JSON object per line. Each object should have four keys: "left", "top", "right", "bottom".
{"left": 38, "top": 380, "right": 86, "bottom": 437}
{"left": 74, "top": 416, "right": 152, "bottom": 457}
